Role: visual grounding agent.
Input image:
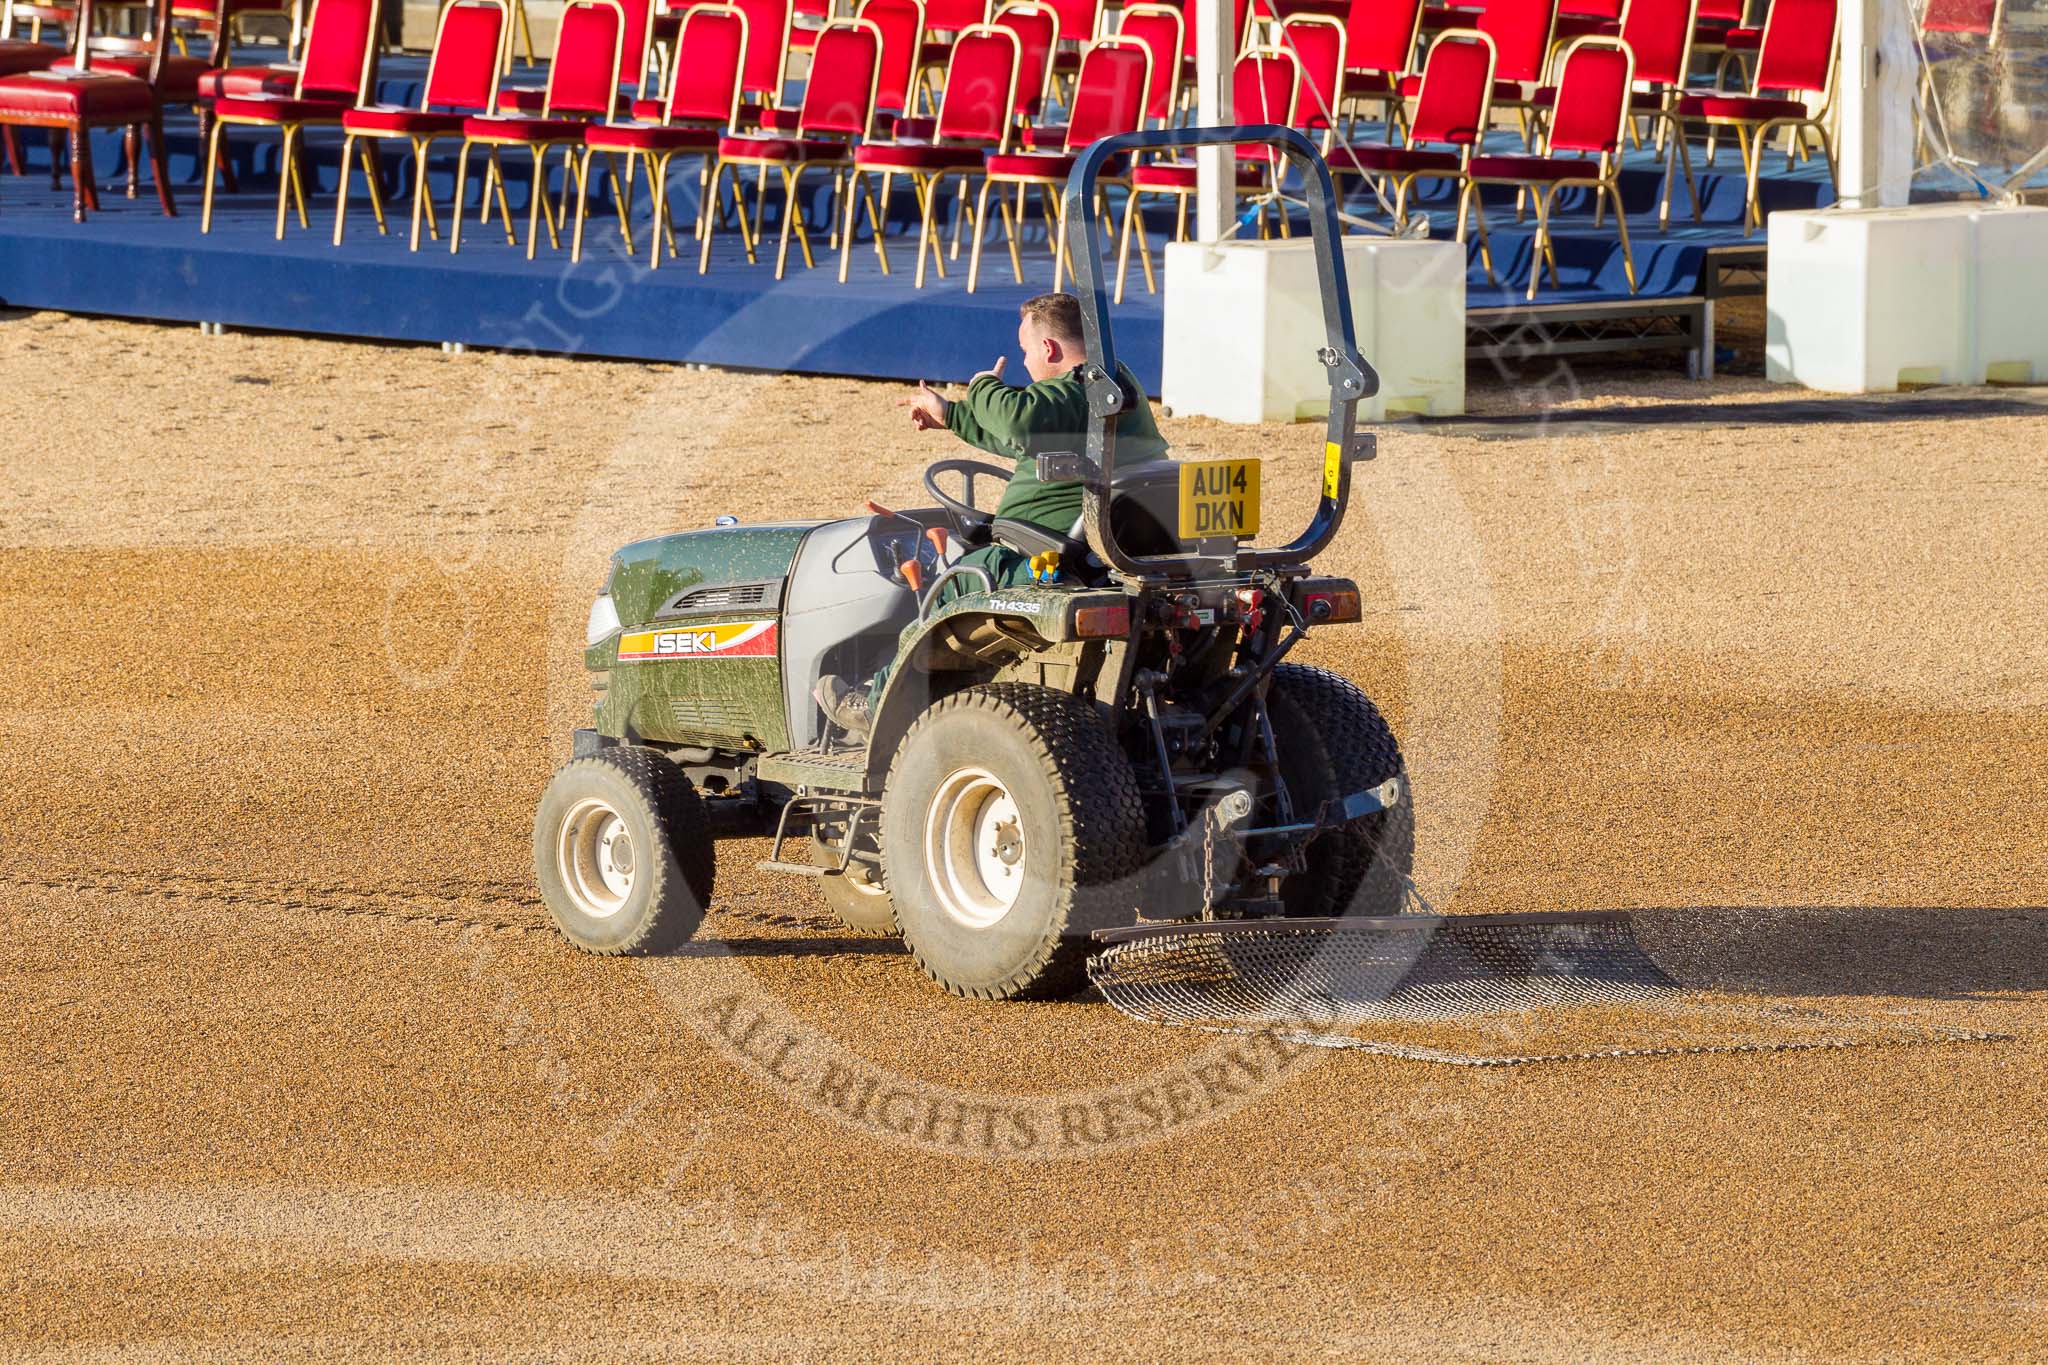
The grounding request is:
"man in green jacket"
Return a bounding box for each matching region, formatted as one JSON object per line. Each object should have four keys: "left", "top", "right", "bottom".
{"left": 815, "top": 291, "right": 1169, "bottom": 737}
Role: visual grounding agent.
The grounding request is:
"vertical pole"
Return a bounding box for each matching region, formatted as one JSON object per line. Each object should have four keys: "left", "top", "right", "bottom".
{"left": 1194, "top": 0, "right": 1234, "bottom": 242}
{"left": 1834, "top": 0, "right": 1882, "bottom": 208}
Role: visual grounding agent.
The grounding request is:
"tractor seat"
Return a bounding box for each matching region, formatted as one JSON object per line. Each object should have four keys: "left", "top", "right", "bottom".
{"left": 985, "top": 461, "right": 1184, "bottom": 575}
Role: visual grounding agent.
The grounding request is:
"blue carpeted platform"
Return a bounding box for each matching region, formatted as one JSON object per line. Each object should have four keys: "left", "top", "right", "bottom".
{"left": 0, "top": 49, "right": 1834, "bottom": 387}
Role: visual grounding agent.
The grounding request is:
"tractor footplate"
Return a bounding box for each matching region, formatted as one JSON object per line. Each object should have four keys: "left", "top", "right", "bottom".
{"left": 1086, "top": 911, "right": 1679, "bottom": 1029}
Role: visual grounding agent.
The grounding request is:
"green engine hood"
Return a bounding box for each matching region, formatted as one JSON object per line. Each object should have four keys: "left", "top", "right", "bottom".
{"left": 607, "top": 521, "right": 821, "bottom": 627}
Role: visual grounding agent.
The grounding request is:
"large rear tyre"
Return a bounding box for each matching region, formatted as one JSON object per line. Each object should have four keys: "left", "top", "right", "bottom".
{"left": 533, "top": 746, "right": 716, "bottom": 954}
{"left": 882, "top": 683, "right": 1146, "bottom": 1000}
{"left": 1264, "top": 663, "right": 1414, "bottom": 917}
{"left": 811, "top": 830, "right": 897, "bottom": 936}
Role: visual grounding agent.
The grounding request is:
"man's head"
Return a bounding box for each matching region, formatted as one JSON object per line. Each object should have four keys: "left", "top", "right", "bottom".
{"left": 1016, "top": 293, "right": 1088, "bottom": 383}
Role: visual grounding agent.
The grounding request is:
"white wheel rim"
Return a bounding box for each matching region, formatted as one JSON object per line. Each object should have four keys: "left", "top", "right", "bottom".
{"left": 923, "top": 766, "right": 1026, "bottom": 930}
{"left": 558, "top": 796, "right": 635, "bottom": 919}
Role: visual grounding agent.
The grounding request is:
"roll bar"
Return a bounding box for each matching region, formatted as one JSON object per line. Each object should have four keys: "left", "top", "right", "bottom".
{"left": 1050, "top": 125, "right": 1379, "bottom": 581}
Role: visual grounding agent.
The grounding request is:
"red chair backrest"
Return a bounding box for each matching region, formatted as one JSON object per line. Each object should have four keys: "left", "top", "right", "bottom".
{"left": 1922, "top": 0, "right": 1998, "bottom": 34}
{"left": 1279, "top": 14, "right": 1345, "bottom": 129}
{"left": 421, "top": 0, "right": 509, "bottom": 111}
{"left": 1753, "top": 0, "right": 1835, "bottom": 96}
{"left": 1559, "top": 0, "right": 1622, "bottom": 19}
{"left": 936, "top": 22, "right": 1020, "bottom": 142}
{"left": 1231, "top": 46, "right": 1297, "bottom": 159}
{"left": 1545, "top": 35, "right": 1631, "bottom": 153}
{"left": 858, "top": 0, "right": 925, "bottom": 115}
{"left": 1476, "top": 0, "right": 1557, "bottom": 84}
{"left": 666, "top": 2, "right": 748, "bottom": 122}
{"left": 1617, "top": 0, "right": 1696, "bottom": 86}
{"left": 1061, "top": 35, "right": 1148, "bottom": 147}
{"left": 730, "top": 0, "right": 793, "bottom": 100}
{"left": 1341, "top": 0, "right": 1422, "bottom": 75}
{"left": 794, "top": 0, "right": 827, "bottom": 13}
{"left": 545, "top": 0, "right": 628, "bottom": 114}
{"left": 1117, "top": 2, "right": 1184, "bottom": 121}
{"left": 1408, "top": 27, "right": 1493, "bottom": 145}
{"left": 799, "top": 17, "right": 883, "bottom": 135}
{"left": 297, "top": 0, "right": 381, "bottom": 99}
{"left": 1042, "top": 0, "right": 1098, "bottom": 41}
{"left": 994, "top": 1, "right": 1057, "bottom": 115}
{"left": 925, "top": 0, "right": 989, "bottom": 29}
{"left": 617, "top": 0, "right": 659, "bottom": 95}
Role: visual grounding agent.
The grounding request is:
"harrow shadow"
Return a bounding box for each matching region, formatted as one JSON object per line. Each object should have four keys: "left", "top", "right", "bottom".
{"left": 1625, "top": 904, "right": 2048, "bottom": 1002}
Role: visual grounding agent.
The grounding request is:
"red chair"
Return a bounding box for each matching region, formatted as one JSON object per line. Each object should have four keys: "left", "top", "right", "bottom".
{"left": 1115, "top": 2, "right": 1183, "bottom": 125}
{"left": 1113, "top": 46, "right": 1297, "bottom": 301}
{"left": 55, "top": 0, "right": 219, "bottom": 197}
{"left": 837, "top": 20, "right": 1017, "bottom": 286}
{"left": 969, "top": 32, "right": 1146, "bottom": 292}
{"left": 1458, "top": 34, "right": 1636, "bottom": 298}
{"left": 0, "top": 0, "right": 70, "bottom": 72}
{"left": 1330, "top": 26, "right": 1494, "bottom": 228}
{"left": 0, "top": 0, "right": 173, "bottom": 219}
{"left": 910, "top": 0, "right": 990, "bottom": 109}
{"left": 730, "top": 0, "right": 794, "bottom": 108}
{"left": 1042, "top": 0, "right": 1102, "bottom": 93}
{"left": 574, "top": 0, "right": 746, "bottom": 266}
{"left": 1398, "top": 0, "right": 1554, "bottom": 142}
{"left": 1335, "top": 0, "right": 1424, "bottom": 137}
{"left": 199, "top": 0, "right": 379, "bottom": 236}
{"left": 1674, "top": 0, "right": 1837, "bottom": 233}
{"left": 993, "top": 0, "right": 1055, "bottom": 125}
{"left": 1923, "top": 0, "right": 2002, "bottom": 37}
{"left": 334, "top": 0, "right": 509, "bottom": 249}
{"left": 1278, "top": 12, "right": 1345, "bottom": 145}
{"left": 451, "top": 0, "right": 625, "bottom": 258}
{"left": 702, "top": 16, "right": 882, "bottom": 276}
{"left": 500, "top": 0, "right": 657, "bottom": 115}
{"left": 860, "top": 0, "right": 927, "bottom": 121}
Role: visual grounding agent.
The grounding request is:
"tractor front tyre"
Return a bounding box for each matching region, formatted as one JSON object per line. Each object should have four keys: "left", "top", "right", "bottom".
{"left": 882, "top": 683, "right": 1146, "bottom": 1000}
{"left": 533, "top": 746, "right": 716, "bottom": 954}
{"left": 1264, "top": 662, "right": 1414, "bottom": 918}
{"left": 811, "top": 830, "right": 897, "bottom": 936}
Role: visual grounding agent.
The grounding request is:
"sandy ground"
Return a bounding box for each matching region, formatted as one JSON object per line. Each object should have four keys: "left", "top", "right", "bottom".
{"left": 2, "top": 308, "right": 2045, "bottom": 1362}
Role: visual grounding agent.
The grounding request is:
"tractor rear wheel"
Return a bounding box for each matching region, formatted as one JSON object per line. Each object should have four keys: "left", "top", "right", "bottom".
{"left": 533, "top": 746, "right": 715, "bottom": 954}
{"left": 882, "top": 683, "right": 1145, "bottom": 1000}
{"left": 1264, "top": 663, "right": 1414, "bottom": 918}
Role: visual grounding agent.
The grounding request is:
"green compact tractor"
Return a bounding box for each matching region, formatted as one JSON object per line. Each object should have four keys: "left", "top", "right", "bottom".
{"left": 534, "top": 127, "right": 1413, "bottom": 1000}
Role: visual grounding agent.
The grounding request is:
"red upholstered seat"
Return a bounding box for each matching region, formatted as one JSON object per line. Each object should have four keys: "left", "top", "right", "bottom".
{"left": 343, "top": 103, "right": 470, "bottom": 134}
{"left": 852, "top": 140, "right": 982, "bottom": 170}
{"left": 1019, "top": 122, "right": 1064, "bottom": 149}
{"left": 1340, "top": 71, "right": 1397, "bottom": 99}
{"left": 1396, "top": 72, "right": 1525, "bottom": 101}
{"left": 889, "top": 113, "right": 936, "bottom": 139}
{"left": 213, "top": 91, "right": 348, "bottom": 122}
{"left": 92, "top": 52, "right": 209, "bottom": 100}
{"left": 197, "top": 63, "right": 297, "bottom": 100}
{"left": 1327, "top": 143, "right": 1461, "bottom": 174}
{"left": 984, "top": 149, "right": 1071, "bottom": 177}
{"left": 1531, "top": 84, "right": 1668, "bottom": 110}
{"left": 1129, "top": 160, "right": 1266, "bottom": 190}
{"left": 630, "top": 94, "right": 662, "bottom": 119}
{"left": 1466, "top": 152, "right": 1592, "bottom": 179}
{"left": 917, "top": 39, "right": 950, "bottom": 64}
{"left": 495, "top": 85, "right": 547, "bottom": 112}
{"left": 584, "top": 119, "right": 718, "bottom": 151}
{"left": 1675, "top": 92, "right": 1809, "bottom": 120}
{"left": 757, "top": 104, "right": 801, "bottom": 131}
{"left": 1550, "top": 14, "right": 1619, "bottom": 39}
{"left": 0, "top": 69, "right": 153, "bottom": 119}
{"left": 463, "top": 113, "right": 590, "bottom": 139}
{"left": 1718, "top": 24, "right": 1761, "bottom": 48}
{"left": 0, "top": 40, "right": 64, "bottom": 77}
{"left": 717, "top": 132, "right": 843, "bottom": 159}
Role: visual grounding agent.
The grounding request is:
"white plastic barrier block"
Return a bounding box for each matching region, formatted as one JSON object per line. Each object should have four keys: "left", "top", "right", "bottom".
{"left": 1160, "top": 236, "right": 1466, "bottom": 423}
{"left": 1766, "top": 203, "right": 2048, "bottom": 392}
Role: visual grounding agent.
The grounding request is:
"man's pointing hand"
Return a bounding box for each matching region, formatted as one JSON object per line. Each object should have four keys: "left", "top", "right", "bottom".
{"left": 902, "top": 380, "right": 950, "bottom": 431}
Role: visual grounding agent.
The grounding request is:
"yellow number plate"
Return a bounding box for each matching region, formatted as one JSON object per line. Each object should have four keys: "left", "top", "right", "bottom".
{"left": 1177, "top": 458, "right": 1261, "bottom": 541}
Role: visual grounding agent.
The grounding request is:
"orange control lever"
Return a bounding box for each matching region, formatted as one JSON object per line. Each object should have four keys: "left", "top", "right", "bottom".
{"left": 900, "top": 560, "right": 924, "bottom": 593}
{"left": 925, "top": 526, "right": 950, "bottom": 563}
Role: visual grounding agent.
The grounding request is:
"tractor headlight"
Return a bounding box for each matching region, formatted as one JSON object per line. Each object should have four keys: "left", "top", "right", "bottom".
{"left": 586, "top": 590, "right": 621, "bottom": 646}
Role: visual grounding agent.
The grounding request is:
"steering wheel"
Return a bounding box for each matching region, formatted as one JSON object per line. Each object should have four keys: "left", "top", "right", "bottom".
{"left": 923, "top": 458, "right": 1010, "bottom": 539}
